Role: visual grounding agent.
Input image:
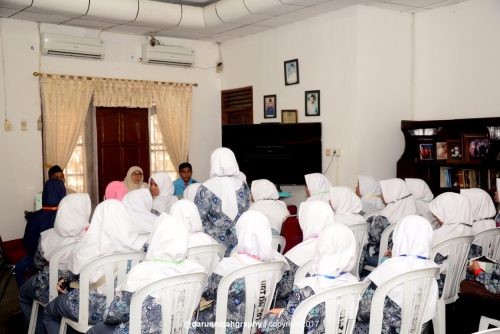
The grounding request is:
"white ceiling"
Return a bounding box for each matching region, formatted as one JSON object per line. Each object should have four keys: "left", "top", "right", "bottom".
{"left": 0, "top": 0, "right": 466, "bottom": 42}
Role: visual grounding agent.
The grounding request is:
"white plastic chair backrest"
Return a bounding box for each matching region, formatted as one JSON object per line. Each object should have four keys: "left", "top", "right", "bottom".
{"left": 289, "top": 281, "right": 369, "bottom": 334}
{"left": 214, "top": 261, "right": 286, "bottom": 334}
{"left": 76, "top": 252, "right": 145, "bottom": 331}
{"left": 363, "top": 209, "right": 382, "bottom": 221}
{"left": 473, "top": 329, "right": 500, "bottom": 334}
{"left": 187, "top": 243, "right": 225, "bottom": 276}
{"left": 431, "top": 235, "right": 473, "bottom": 304}
{"left": 368, "top": 267, "right": 439, "bottom": 334}
{"left": 348, "top": 222, "right": 370, "bottom": 278}
{"left": 479, "top": 316, "right": 500, "bottom": 331}
{"left": 272, "top": 236, "right": 286, "bottom": 254}
{"left": 294, "top": 260, "right": 314, "bottom": 285}
{"left": 472, "top": 228, "right": 500, "bottom": 262}
{"left": 48, "top": 241, "right": 79, "bottom": 302}
{"left": 378, "top": 223, "right": 398, "bottom": 265}
{"left": 129, "top": 272, "right": 207, "bottom": 334}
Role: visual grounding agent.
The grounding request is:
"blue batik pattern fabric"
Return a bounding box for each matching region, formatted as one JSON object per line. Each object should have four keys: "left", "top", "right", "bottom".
{"left": 433, "top": 253, "right": 447, "bottom": 297}
{"left": 65, "top": 286, "right": 107, "bottom": 324}
{"left": 475, "top": 263, "right": 500, "bottom": 294}
{"left": 195, "top": 184, "right": 251, "bottom": 256}
{"left": 274, "top": 261, "right": 299, "bottom": 308}
{"left": 359, "top": 215, "right": 390, "bottom": 272}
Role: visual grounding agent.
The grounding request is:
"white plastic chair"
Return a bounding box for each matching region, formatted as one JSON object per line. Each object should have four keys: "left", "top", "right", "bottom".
{"left": 478, "top": 316, "right": 500, "bottom": 331}
{"left": 430, "top": 235, "right": 473, "bottom": 334}
{"left": 474, "top": 328, "right": 500, "bottom": 334}
{"left": 129, "top": 272, "right": 207, "bottom": 334}
{"left": 348, "top": 222, "right": 370, "bottom": 278}
{"left": 364, "top": 223, "right": 397, "bottom": 272}
{"left": 289, "top": 281, "right": 369, "bottom": 334}
{"left": 27, "top": 241, "right": 79, "bottom": 334}
{"left": 187, "top": 243, "right": 225, "bottom": 276}
{"left": 368, "top": 267, "right": 440, "bottom": 334}
{"left": 272, "top": 236, "right": 286, "bottom": 254}
{"left": 59, "top": 251, "right": 145, "bottom": 334}
{"left": 214, "top": 261, "right": 286, "bottom": 334}
{"left": 293, "top": 260, "right": 314, "bottom": 285}
{"left": 472, "top": 228, "right": 500, "bottom": 261}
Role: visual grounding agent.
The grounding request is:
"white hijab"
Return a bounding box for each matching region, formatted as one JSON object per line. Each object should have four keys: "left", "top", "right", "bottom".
{"left": 150, "top": 172, "right": 178, "bottom": 214}
{"left": 122, "top": 189, "right": 158, "bottom": 233}
{"left": 214, "top": 210, "right": 289, "bottom": 277}
{"left": 69, "top": 200, "right": 144, "bottom": 282}
{"left": 329, "top": 186, "right": 364, "bottom": 226}
{"left": 184, "top": 183, "right": 201, "bottom": 202}
{"left": 305, "top": 173, "right": 332, "bottom": 202}
{"left": 120, "top": 213, "right": 204, "bottom": 294}
{"left": 405, "top": 178, "right": 435, "bottom": 223}
{"left": 460, "top": 188, "right": 496, "bottom": 235}
{"left": 203, "top": 147, "right": 243, "bottom": 221}
{"left": 368, "top": 215, "right": 438, "bottom": 322}
{"left": 170, "top": 199, "right": 218, "bottom": 247}
{"left": 40, "top": 193, "right": 91, "bottom": 269}
{"left": 379, "top": 178, "right": 417, "bottom": 224}
{"left": 295, "top": 223, "right": 358, "bottom": 293}
{"left": 358, "top": 175, "right": 385, "bottom": 213}
{"left": 285, "top": 200, "right": 334, "bottom": 266}
{"left": 250, "top": 179, "right": 290, "bottom": 232}
{"left": 429, "top": 192, "right": 472, "bottom": 252}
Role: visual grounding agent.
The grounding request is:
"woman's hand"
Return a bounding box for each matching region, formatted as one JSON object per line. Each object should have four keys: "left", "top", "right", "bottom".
{"left": 467, "top": 260, "right": 480, "bottom": 273}
{"left": 266, "top": 308, "right": 284, "bottom": 316}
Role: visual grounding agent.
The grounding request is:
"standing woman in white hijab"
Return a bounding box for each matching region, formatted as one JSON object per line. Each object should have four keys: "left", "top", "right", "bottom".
{"left": 149, "top": 172, "right": 178, "bottom": 215}
{"left": 250, "top": 179, "right": 290, "bottom": 233}
{"left": 87, "top": 214, "right": 205, "bottom": 334}
{"left": 192, "top": 210, "right": 288, "bottom": 334}
{"left": 43, "top": 200, "right": 145, "bottom": 334}
{"left": 123, "top": 166, "right": 149, "bottom": 191}
{"left": 259, "top": 223, "right": 358, "bottom": 333}
{"left": 405, "top": 178, "right": 435, "bottom": 227}
{"left": 354, "top": 215, "right": 438, "bottom": 334}
{"left": 356, "top": 175, "right": 385, "bottom": 217}
{"left": 304, "top": 173, "right": 332, "bottom": 202}
{"left": 19, "top": 193, "right": 91, "bottom": 334}
{"left": 194, "top": 147, "right": 251, "bottom": 256}
{"left": 329, "top": 186, "right": 364, "bottom": 226}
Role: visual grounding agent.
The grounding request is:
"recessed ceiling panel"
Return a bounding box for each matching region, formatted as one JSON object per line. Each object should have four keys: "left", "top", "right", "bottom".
{"left": 0, "top": 0, "right": 32, "bottom": 10}
{"left": 30, "top": 0, "right": 88, "bottom": 16}
{"left": 216, "top": 0, "right": 271, "bottom": 24}
{"left": 245, "top": 0, "right": 302, "bottom": 16}
{"left": 133, "top": 1, "right": 181, "bottom": 28}
{"left": 11, "top": 10, "right": 70, "bottom": 23}
{"left": 84, "top": 0, "right": 138, "bottom": 24}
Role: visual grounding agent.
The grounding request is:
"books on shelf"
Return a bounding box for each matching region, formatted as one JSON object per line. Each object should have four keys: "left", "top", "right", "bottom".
{"left": 440, "top": 167, "right": 480, "bottom": 189}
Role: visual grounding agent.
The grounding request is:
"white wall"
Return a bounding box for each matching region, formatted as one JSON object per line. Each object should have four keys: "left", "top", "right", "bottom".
{"left": 0, "top": 19, "right": 221, "bottom": 241}
{"left": 414, "top": 0, "right": 500, "bottom": 120}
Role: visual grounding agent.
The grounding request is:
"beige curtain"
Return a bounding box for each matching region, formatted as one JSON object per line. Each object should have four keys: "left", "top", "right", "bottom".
{"left": 153, "top": 83, "right": 193, "bottom": 168}
{"left": 41, "top": 75, "right": 96, "bottom": 171}
{"left": 94, "top": 79, "right": 153, "bottom": 108}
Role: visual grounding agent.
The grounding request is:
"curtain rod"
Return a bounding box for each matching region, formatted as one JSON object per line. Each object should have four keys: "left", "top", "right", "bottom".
{"left": 32, "top": 71, "right": 198, "bottom": 87}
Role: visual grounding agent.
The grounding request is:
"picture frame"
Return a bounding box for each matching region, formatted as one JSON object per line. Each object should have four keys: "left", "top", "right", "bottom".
{"left": 419, "top": 143, "right": 434, "bottom": 161}
{"left": 263, "top": 95, "right": 277, "bottom": 119}
{"left": 281, "top": 109, "right": 298, "bottom": 124}
{"left": 436, "top": 142, "right": 448, "bottom": 160}
{"left": 284, "top": 59, "right": 299, "bottom": 86}
{"left": 305, "top": 90, "right": 320, "bottom": 116}
{"left": 463, "top": 134, "right": 490, "bottom": 163}
{"left": 446, "top": 140, "right": 463, "bottom": 162}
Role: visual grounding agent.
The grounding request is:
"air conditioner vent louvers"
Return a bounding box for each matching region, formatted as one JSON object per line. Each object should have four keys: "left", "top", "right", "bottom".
{"left": 141, "top": 44, "right": 194, "bottom": 67}
{"left": 41, "top": 33, "right": 104, "bottom": 60}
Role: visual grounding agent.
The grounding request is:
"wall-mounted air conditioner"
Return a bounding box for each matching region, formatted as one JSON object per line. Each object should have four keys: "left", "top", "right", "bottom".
{"left": 141, "top": 44, "right": 194, "bottom": 67}
{"left": 41, "top": 33, "right": 104, "bottom": 60}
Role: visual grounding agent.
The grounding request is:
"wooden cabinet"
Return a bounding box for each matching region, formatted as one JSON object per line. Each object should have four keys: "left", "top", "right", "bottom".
{"left": 396, "top": 117, "right": 500, "bottom": 197}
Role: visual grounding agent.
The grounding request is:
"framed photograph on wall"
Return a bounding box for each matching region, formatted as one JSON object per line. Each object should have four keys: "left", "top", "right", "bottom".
{"left": 463, "top": 134, "right": 490, "bottom": 162}
{"left": 305, "top": 90, "right": 320, "bottom": 116}
{"left": 447, "top": 140, "right": 463, "bottom": 162}
{"left": 263, "top": 95, "right": 277, "bottom": 119}
{"left": 281, "top": 109, "right": 298, "bottom": 123}
{"left": 284, "top": 59, "right": 299, "bottom": 86}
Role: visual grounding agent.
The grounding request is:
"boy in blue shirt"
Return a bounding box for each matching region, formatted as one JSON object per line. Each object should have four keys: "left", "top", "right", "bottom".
{"left": 173, "top": 162, "right": 197, "bottom": 197}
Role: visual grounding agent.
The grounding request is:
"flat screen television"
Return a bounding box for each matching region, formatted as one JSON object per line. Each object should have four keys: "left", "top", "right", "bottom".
{"left": 222, "top": 123, "right": 322, "bottom": 185}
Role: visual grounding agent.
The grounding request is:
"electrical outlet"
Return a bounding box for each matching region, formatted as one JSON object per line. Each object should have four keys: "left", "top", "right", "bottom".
{"left": 333, "top": 147, "right": 341, "bottom": 157}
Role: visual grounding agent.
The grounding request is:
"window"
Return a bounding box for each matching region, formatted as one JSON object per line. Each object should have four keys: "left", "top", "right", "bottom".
{"left": 149, "top": 111, "right": 177, "bottom": 181}
{"left": 65, "top": 134, "right": 85, "bottom": 192}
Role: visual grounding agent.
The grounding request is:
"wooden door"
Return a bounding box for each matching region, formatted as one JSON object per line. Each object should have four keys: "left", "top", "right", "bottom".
{"left": 96, "top": 107, "right": 150, "bottom": 200}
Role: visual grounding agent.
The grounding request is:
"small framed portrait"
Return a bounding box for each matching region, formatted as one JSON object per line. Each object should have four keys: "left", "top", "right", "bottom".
{"left": 463, "top": 134, "right": 490, "bottom": 162}
{"left": 436, "top": 142, "right": 448, "bottom": 160}
{"left": 284, "top": 59, "right": 299, "bottom": 86}
{"left": 281, "top": 109, "right": 298, "bottom": 123}
{"left": 446, "top": 140, "right": 463, "bottom": 162}
{"left": 263, "top": 95, "right": 277, "bottom": 119}
{"left": 419, "top": 143, "right": 434, "bottom": 160}
{"left": 305, "top": 90, "right": 320, "bottom": 116}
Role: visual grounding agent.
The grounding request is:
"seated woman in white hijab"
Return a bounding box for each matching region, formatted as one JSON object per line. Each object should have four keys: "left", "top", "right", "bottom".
{"left": 170, "top": 199, "right": 218, "bottom": 248}
{"left": 122, "top": 189, "right": 158, "bottom": 246}
{"left": 191, "top": 210, "right": 288, "bottom": 334}
{"left": 183, "top": 182, "right": 201, "bottom": 202}
{"left": 43, "top": 200, "right": 145, "bottom": 334}
{"left": 460, "top": 188, "right": 497, "bottom": 258}
{"left": 361, "top": 178, "right": 417, "bottom": 270}
{"left": 123, "top": 166, "right": 149, "bottom": 191}
{"left": 259, "top": 223, "right": 358, "bottom": 333}
{"left": 87, "top": 214, "right": 205, "bottom": 334}
{"left": 194, "top": 147, "right": 251, "bottom": 257}
{"left": 274, "top": 200, "right": 334, "bottom": 308}
{"left": 149, "top": 172, "right": 178, "bottom": 215}
{"left": 329, "top": 186, "right": 364, "bottom": 226}
{"left": 250, "top": 179, "right": 290, "bottom": 234}
{"left": 354, "top": 215, "right": 438, "bottom": 334}
{"left": 405, "top": 178, "right": 435, "bottom": 227}
{"left": 304, "top": 173, "right": 332, "bottom": 202}
{"left": 356, "top": 175, "right": 385, "bottom": 217}
{"left": 19, "top": 193, "right": 91, "bottom": 334}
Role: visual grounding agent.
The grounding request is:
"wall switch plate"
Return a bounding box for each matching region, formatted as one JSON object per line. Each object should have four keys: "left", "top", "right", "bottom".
{"left": 326, "top": 148, "right": 332, "bottom": 156}
{"left": 4, "top": 119, "right": 12, "bottom": 131}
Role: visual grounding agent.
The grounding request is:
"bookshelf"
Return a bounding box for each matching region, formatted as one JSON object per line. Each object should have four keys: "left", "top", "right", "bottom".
{"left": 396, "top": 117, "right": 500, "bottom": 197}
